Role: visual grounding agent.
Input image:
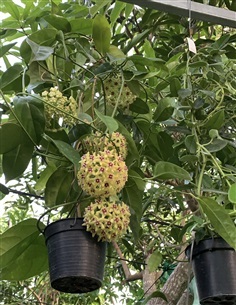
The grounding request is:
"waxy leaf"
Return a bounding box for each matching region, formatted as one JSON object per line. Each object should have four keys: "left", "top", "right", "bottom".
{"left": 1, "top": 235, "right": 48, "bottom": 280}
{"left": 45, "top": 167, "right": 74, "bottom": 207}
{"left": 0, "top": 123, "right": 29, "bottom": 154}
{"left": 26, "top": 38, "right": 54, "bottom": 62}
{"left": 205, "top": 138, "right": 227, "bottom": 152}
{"left": 0, "top": 42, "right": 17, "bottom": 57}
{"left": 147, "top": 250, "right": 162, "bottom": 273}
{"left": 50, "top": 139, "right": 81, "bottom": 167}
{"left": 228, "top": 183, "right": 236, "bottom": 204}
{"left": 0, "top": 219, "right": 47, "bottom": 280}
{"left": 129, "top": 98, "right": 149, "bottom": 114}
{"left": 0, "top": 183, "right": 9, "bottom": 195}
{"left": 154, "top": 98, "right": 175, "bottom": 122}
{"left": 34, "top": 164, "right": 57, "bottom": 191}
{"left": 44, "top": 15, "right": 71, "bottom": 32}
{"left": 2, "top": 140, "right": 34, "bottom": 182}
{"left": 92, "top": 14, "right": 111, "bottom": 54}
{"left": 70, "top": 19, "right": 93, "bottom": 35}
{"left": 13, "top": 95, "right": 45, "bottom": 144}
{"left": 0, "top": 65, "right": 23, "bottom": 90}
{"left": 198, "top": 197, "right": 236, "bottom": 249}
{"left": 185, "top": 135, "right": 197, "bottom": 154}
{"left": 204, "top": 109, "right": 225, "bottom": 130}
{"left": 154, "top": 161, "right": 191, "bottom": 181}
{"left": 0, "top": 219, "right": 43, "bottom": 267}
{"left": 95, "top": 109, "right": 118, "bottom": 133}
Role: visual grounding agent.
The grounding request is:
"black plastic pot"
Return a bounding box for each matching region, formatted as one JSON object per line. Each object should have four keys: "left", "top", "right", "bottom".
{"left": 186, "top": 237, "right": 236, "bottom": 305}
{"left": 44, "top": 218, "right": 106, "bottom": 293}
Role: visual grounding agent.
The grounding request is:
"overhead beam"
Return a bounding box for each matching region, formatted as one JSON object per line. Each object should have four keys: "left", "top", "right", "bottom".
{"left": 120, "top": 0, "right": 236, "bottom": 28}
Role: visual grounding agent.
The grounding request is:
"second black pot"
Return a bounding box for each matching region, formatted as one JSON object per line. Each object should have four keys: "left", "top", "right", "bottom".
{"left": 44, "top": 218, "right": 107, "bottom": 294}
{"left": 186, "top": 237, "right": 236, "bottom": 305}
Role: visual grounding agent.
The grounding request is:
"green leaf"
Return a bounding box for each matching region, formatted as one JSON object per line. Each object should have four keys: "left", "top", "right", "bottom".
{"left": 0, "top": 65, "right": 23, "bottom": 90}
{"left": 0, "top": 219, "right": 44, "bottom": 268}
{"left": 90, "top": 0, "right": 111, "bottom": 16}
{"left": 123, "top": 182, "right": 142, "bottom": 241}
{"left": 3, "top": 1, "right": 21, "bottom": 20}
{"left": 178, "top": 88, "right": 192, "bottom": 99}
{"left": 1, "top": 234, "right": 48, "bottom": 280}
{"left": 128, "top": 169, "right": 146, "bottom": 191}
{"left": 34, "top": 164, "right": 57, "bottom": 191}
{"left": 50, "top": 139, "right": 81, "bottom": 167}
{"left": 2, "top": 139, "right": 34, "bottom": 182}
{"left": 147, "top": 250, "right": 162, "bottom": 272}
{"left": 26, "top": 38, "right": 54, "bottom": 62}
{"left": 20, "top": 29, "right": 57, "bottom": 63}
{"left": 212, "top": 34, "right": 230, "bottom": 49}
{"left": 129, "top": 55, "right": 166, "bottom": 70}
{"left": 0, "top": 42, "right": 17, "bottom": 57}
{"left": 185, "top": 135, "right": 197, "bottom": 154}
{"left": 154, "top": 98, "right": 175, "bottom": 122}
{"left": 205, "top": 138, "right": 227, "bottom": 153}
{"left": 92, "top": 14, "right": 111, "bottom": 54}
{"left": 70, "top": 19, "right": 93, "bottom": 35}
{"left": 44, "top": 15, "right": 71, "bottom": 32}
{"left": 0, "top": 123, "right": 30, "bottom": 154}
{"left": 228, "top": 184, "right": 236, "bottom": 204}
{"left": 13, "top": 95, "right": 45, "bottom": 144}
{"left": 129, "top": 98, "right": 149, "bottom": 114}
{"left": 0, "top": 183, "right": 9, "bottom": 195}
{"left": 95, "top": 109, "right": 118, "bottom": 133}
{"left": 117, "top": 121, "right": 140, "bottom": 162}
{"left": 204, "top": 109, "right": 225, "bottom": 130}
{"left": 45, "top": 167, "right": 74, "bottom": 207}
{"left": 189, "top": 61, "right": 208, "bottom": 68}
{"left": 108, "top": 45, "right": 126, "bottom": 62}
{"left": 110, "top": 1, "right": 126, "bottom": 25}
{"left": 154, "top": 161, "right": 192, "bottom": 180}
{"left": 0, "top": 218, "right": 47, "bottom": 280}
{"left": 170, "top": 78, "right": 181, "bottom": 97}
{"left": 198, "top": 197, "right": 236, "bottom": 249}
{"left": 123, "top": 176, "right": 143, "bottom": 222}
{"left": 124, "top": 29, "right": 150, "bottom": 53}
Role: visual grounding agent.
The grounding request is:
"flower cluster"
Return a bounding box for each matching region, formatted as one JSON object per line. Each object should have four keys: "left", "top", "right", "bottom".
{"left": 41, "top": 87, "right": 77, "bottom": 127}
{"left": 82, "top": 132, "right": 128, "bottom": 160}
{"left": 83, "top": 199, "right": 130, "bottom": 242}
{"left": 77, "top": 129, "right": 130, "bottom": 242}
{"left": 104, "top": 75, "right": 136, "bottom": 110}
{"left": 77, "top": 150, "right": 128, "bottom": 198}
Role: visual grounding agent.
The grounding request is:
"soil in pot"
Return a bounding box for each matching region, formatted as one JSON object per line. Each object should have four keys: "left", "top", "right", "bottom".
{"left": 44, "top": 218, "right": 107, "bottom": 293}
{"left": 186, "top": 237, "right": 236, "bottom": 305}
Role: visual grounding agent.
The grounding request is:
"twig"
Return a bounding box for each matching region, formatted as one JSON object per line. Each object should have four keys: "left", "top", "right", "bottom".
{"left": 112, "top": 241, "right": 143, "bottom": 282}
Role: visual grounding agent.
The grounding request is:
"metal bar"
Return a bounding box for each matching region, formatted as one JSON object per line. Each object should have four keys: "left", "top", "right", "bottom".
{"left": 120, "top": 0, "right": 236, "bottom": 28}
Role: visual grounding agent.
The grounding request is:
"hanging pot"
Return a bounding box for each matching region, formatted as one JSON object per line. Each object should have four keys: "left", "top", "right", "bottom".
{"left": 44, "top": 218, "right": 107, "bottom": 293}
{"left": 186, "top": 237, "right": 236, "bottom": 305}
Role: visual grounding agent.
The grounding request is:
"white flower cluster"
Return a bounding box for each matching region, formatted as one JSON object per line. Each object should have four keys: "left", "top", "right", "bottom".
{"left": 82, "top": 131, "right": 128, "bottom": 160}
{"left": 41, "top": 87, "right": 77, "bottom": 127}
{"left": 104, "top": 75, "right": 137, "bottom": 110}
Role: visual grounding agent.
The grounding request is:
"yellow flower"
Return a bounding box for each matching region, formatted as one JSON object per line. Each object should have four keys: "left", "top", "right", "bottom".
{"left": 77, "top": 151, "right": 128, "bottom": 198}
{"left": 83, "top": 199, "right": 130, "bottom": 242}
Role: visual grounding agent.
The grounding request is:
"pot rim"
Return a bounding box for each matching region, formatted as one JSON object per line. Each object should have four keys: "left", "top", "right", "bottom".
{"left": 186, "top": 237, "right": 235, "bottom": 259}
{"left": 43, "top": 217, "right": 86, "bottom": 243}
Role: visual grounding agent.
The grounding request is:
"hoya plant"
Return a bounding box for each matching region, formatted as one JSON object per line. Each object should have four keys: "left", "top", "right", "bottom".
{"left": 0, "top": 0, "right": 236, "bottom": 303}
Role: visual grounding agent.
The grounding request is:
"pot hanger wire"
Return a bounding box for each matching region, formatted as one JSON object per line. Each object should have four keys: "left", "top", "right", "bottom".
{"left": 37, "top": 201, "right": 78, "bottom": 234}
